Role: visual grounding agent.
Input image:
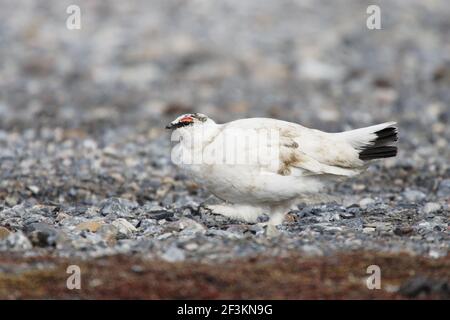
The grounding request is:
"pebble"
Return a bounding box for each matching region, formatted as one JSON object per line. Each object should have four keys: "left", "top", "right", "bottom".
{"left": 359, "top": 198, "right": 375, "bottom": 209}
{"left": 300, "top": 244, "right": 323, "bottom": 256}
{"left": 166, "top": 218, "right": 206, "bottom": 234}
{"left": 362, "top": 227, "right": 376, "bottom": 234}
{"left": 24, "top": 222, "right": 59, "bottom": 247}
{"left": 340, "top": 212, "right": 355, "bottom": 219}
{"left": 99, "top": 198, "right": 138, "bottom": 218}
{"left": 112, "top": 218, "right": 137, "bottom": 238}
{"left": 184, "top": 243, "right": 199, "bottom": 251}
{"left": 75, "top": 220, "right": 104, "bottom": 232}
{"left": 97, "top": 224, "right": 119, "bottom": 244}
{"left": 147, "top": 210, "right": 174, "bottom": 220}
{"left": 0, "top": 232, "right": 33, "bottom": 251}
{"left": 437, "top": 179, "right": 450, "bottom": 198}
{"left": 393, "top": 226, "right": 414, "bottom": 236}
{"left": 55, "top": 212, "right": 70, "bottom": 222}
{"left": 161, "top": 245, "right": 186, "bottom": 262}
{"left": 28, "top": 185, "right": 40, "bottom": 194}
{"left": 403, "top": 190, "right": 427, "bottom": 202}
{"left": 0, "top": 226, "right": 12, "bottom": 240}
{"left": 422, "top": 202, "right": 442, "bottom": 214}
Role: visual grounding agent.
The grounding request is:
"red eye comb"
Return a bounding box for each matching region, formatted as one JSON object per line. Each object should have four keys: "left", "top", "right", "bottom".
{"left": 180, "top": 115, "right": 194, "bottom": 122}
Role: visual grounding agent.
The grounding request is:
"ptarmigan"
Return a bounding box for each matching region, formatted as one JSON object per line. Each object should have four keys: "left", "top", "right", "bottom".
{"left": 166, "top": 113, "right": 398, "bottom": 232}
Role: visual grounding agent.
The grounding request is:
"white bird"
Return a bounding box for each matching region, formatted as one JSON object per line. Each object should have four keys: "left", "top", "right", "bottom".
{"left": 166, "top": 113, "right": 398, "bottom": 232}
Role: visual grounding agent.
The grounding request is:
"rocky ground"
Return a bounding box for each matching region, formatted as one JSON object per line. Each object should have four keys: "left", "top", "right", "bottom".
{"left": 0, "top": 0, "right": 449, "bottom": 298}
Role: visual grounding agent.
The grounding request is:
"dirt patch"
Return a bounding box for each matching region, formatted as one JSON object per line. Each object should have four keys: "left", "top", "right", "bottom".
{"left": 0, "top": 252, "right": 448, "bottom": 299}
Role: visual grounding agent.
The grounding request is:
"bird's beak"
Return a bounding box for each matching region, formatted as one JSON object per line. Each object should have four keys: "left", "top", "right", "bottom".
{"left": 165, "top": 123, "right": 174, "bottom": 129}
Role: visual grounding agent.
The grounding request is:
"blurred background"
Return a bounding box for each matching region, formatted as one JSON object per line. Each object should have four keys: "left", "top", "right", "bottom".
{"left": 1, "top": 0, "right": 449, "bottom": 130}
{"left": 0, "top": 0, "right": 449, "bottom": 204}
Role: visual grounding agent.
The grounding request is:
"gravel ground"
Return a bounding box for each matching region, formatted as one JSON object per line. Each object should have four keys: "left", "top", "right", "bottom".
{"left": 0, "top": 0, "right": 449, "bottom": 297}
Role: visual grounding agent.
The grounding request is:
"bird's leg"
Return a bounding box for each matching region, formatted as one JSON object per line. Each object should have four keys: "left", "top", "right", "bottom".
{"left": 264, "top": 206, "right": 289, "bottom": 237}
{"left": 205, "top": 204, "right": 263, "bottom": 223}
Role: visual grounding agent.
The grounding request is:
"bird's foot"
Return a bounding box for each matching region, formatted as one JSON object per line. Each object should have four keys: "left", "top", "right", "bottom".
{"left": 265, "top": 224, "right": 281, "bottom": 237}
{"left": 259, "top": 212, "right": 286, "bottom": 237}
{"left": 256, "top": 222, "right": 281, "bottom": 237}
{"left": 204, "top": 204, "right": 262, "bottom": 223}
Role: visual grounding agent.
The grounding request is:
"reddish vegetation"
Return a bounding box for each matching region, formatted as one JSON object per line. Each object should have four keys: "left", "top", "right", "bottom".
{"left": 0, "top": 252, "right": 448, "bottom": 299}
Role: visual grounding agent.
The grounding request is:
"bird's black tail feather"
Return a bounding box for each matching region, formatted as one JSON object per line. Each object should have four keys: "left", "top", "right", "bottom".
{"left": 358, "top": 126, "right": 398, "bottom": 161}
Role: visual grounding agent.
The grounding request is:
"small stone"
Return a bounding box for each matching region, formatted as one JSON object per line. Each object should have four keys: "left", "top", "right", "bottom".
{"left": 393, "top": 226, "right": 414, "bottom": 236}
{"left": 352, "top": 183, "right": 366, "bottom": 192}
{"left": 364, "top": 222, "right": 392, "bottom": 232}
{"left": 157, "top": 232, "right": 173, "bottom": 240}
{"left": 112, "top": 218, "right": 137, "bottom": 238}
{"left": 437, "top": 179, "right": 450, "bottom": 198}
{"left": 428, "top": 250, "right": 443, "bottom": 259}
{"left": 403, "top": 189, "right": 426, "bottom": 202}
{"left": 206, "top": 229, "right": 242, "bottom": 239}
{"left": 297, "top": 59, "right": 343, "bottom": 81}
{"left": 322, "top": 225, "right": 343, "bottom": 233}
{"left": 97, "top": 224, "right": 118, "bottom": 245}
{"left": 131, "top": 265, "right": 144, "bottom": 273}
{"left": 359, "top": 198, "right": 375, "bottom": 209}
{"left": 147, "top": 210, "right": 174, "bottom": 220}
{"left": 300, "top": 244, "right": 323, "bottom": 256}
{"left": 99, "top": 197, "right": 138, "bottom": 217}
{"left": 139, "top": 219, "right": 163, "bottom": 236}
{"left": 0, "top": 226, "right": 11, "bottom": 240}
{"left": 417, "top": 221, "right": 432, "bottom": 230}
{"left": 27, "top": 185, "right": 40, "bottom": 194}
{"left": 5, "top": 196, "right": 18, "bottom": 206}
{"left": 247, "top": 224, "right": 265, "bottom": 235}
{"left": 24, "top": 222, "right": 59, "bottom": 247}
{"left": 55, "top": 212, "right": 70, "bottom": 222}
{"left": 75, "top": 220, "right": 104, "bottom": 232}
{"left": 422, "top": 202, "right": 442, "bottom": 214}
{"left": 0, "top": 231, "right": 32, "bottom": 251}
{"left": 363, "top": 227, "right": 376, "bottom": 233}
{"left": 166, "top": 218, "right": 206, "bottom": 234}
{"left": 184, "top": 243, "right": 199, "bottom": 251}
{"left": 161, "top": 245, "right": 186, "bottom": 262}
{"left": 340, "top": 211, "right": 356, "bottom": 219}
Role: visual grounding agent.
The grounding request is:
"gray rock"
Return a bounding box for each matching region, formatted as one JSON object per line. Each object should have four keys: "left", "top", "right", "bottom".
{"left": 359, "top": 198, "right": 375, "bottom": 209}
{"left": 0, "top": 226, "right": 11, "bottom": 240}
{"left": 112, "top": 218, "right": 137, "bottom": 238}
{"left": 24, "top": 222, "right": 60, "bottom": 247}
{"left": 422, "top": 202, "right": 442, "bottom": 214}
{"left": 403, "top": 189, "right": 427, "bottom": 202}
{"left": 340, "top": 211, "right": 356, "bottom": 219}
{"left": 139, "top": 219, "right": 164, "bottom": 236}
{"left": 147, "top": 210, "right": 174, "bottom": 220}
{"left": 99, "top": 198, "right": 138, "bottom": 218}
{"left": 166, "top": 218, "right": 206, "bottom": 234}
{"left": 97, "top": 224, "right": 119, "bottom": 244}
{"left": 437, "top": 179, "right": 450, "bottom": 198}
{"left": 300, "top": 244, "right": 323, "bottom": 256}
{"left": 161, "top": 245, "right": 186, "bottom": 262}
{"left": 0, "top": 232, "right": 33, "bottom": 251}
{"left": 393, "top": 226, "right": 414, "bottom": 236}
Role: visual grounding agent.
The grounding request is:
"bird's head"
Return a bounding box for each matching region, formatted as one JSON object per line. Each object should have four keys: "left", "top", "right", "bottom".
{"left": 165, "top": 113, "right": 214, "bottom": 130}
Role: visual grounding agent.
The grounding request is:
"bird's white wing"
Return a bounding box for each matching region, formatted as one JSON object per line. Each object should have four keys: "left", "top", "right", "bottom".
{"left": 221, "top": 118, "right": 365, "bottom": 177}
{"left": 277, "top": 126, "right": 364, "bottom": 177}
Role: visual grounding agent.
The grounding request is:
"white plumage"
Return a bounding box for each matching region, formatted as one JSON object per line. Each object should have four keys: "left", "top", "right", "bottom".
{"left": 166, "top": 113, "right": 398, "bottom": 231}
